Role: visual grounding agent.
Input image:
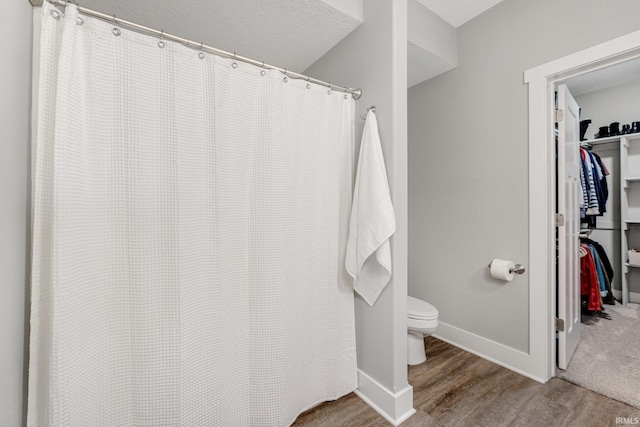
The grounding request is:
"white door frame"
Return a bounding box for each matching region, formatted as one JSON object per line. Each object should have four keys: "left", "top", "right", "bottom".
{"left": 524, "top": 30, "right": 640, "bottom": 382}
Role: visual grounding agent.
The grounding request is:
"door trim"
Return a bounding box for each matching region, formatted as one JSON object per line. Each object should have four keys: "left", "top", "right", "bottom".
{"left": 524, "top": 30, "right": 640, "bottom": 382}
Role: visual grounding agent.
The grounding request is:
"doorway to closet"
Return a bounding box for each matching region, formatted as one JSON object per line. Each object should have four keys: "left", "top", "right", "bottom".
{"left": 553, "top": 67, "right": 640, "bottom": 407}
{"left": 524, "top": 31, "right": 640, "bottom": 386}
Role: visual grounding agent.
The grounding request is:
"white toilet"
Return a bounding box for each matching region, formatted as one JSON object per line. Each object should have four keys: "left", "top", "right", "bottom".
{"left": 407, "top": 296, "right": 439, "bottom": 365}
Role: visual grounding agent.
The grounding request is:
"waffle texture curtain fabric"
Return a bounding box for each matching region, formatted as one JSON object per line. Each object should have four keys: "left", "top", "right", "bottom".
{"left": 29, "top": 4, "right": 356, "bottom": 426}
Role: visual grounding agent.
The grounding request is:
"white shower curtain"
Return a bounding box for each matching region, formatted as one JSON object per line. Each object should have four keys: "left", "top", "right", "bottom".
{"left": 29, "top": 3, "right": 356, "bottom": 426}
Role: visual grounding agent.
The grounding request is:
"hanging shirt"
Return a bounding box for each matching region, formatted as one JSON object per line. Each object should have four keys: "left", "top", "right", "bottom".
{"left": 589, "top": 151, "right": 609, "bottom": 215}
{"left": 580, "top": 148, "right": 600, "bottom": 215}
{"left": 588, "top": 245, "right": 607, "bottom": 296}
{"left": 580, "top": 243, "right": 602, "bottom": 312}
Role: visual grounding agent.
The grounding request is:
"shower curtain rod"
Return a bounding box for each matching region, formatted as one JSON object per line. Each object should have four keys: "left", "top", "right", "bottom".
{"left": 29, "top": 0, "right": 363, "bottom": 100}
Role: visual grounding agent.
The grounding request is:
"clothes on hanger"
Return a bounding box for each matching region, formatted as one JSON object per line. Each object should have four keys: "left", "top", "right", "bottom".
{"left": 579, "top": 148, "right": 609, "bottom": 228}
{"left": 580, "top": 243, "right": 601, "bottom": 312}
{"left": 582, "top": 237, "right": 614, "bottom": 286}
{"left": 580, "top": 238, "right": 616, "bottom": 314}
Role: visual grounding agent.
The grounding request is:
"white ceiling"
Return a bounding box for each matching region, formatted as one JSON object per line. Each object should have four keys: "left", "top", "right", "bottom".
{"left": 79, "top": 0, "right": 362, "bottom": 73}
{"left": 415, "top": 0, "right": 507, "bottom": 28}
{"left": 407, "top": 42, "right": 455, "bottom": 88}
{"left": 564, "top": 57, "right": 640, "bottom": 96}
{"left": 70, "top": 0, "right": 507, "bottom": 88}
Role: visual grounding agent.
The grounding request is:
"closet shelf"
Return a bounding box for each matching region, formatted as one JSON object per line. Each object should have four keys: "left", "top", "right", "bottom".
{"left": 625, "top": 176, "right": 640, "bottom": 182}
{"left": 581, "top": 134, "right": 640, "bottom": 146}
{"left": 581, "top": 135, "right": 621, "bottom": 145}
{"left": 625, "top": 263, "right": 640, "bottom": 268}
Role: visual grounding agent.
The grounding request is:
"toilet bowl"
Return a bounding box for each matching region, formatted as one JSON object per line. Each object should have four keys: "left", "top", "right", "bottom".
{"left": 407, "top": 296, "right": 439, "bottom": 365}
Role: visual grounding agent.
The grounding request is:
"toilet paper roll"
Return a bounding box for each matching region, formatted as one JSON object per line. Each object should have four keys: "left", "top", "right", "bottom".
{"left": 490, "top": 259, "right": 515, "bottom": 281}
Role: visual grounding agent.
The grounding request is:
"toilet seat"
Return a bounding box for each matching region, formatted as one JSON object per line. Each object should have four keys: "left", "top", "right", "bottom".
{"left": 408, "top": 296, "right": 438, "bottom": 321}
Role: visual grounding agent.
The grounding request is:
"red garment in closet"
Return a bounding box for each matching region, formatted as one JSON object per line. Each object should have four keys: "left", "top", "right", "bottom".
{"left": 580, "top": 243, "right": 602, "bottom": 311}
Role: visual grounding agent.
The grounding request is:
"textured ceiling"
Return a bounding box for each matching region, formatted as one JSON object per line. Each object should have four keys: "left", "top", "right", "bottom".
{"left": 65, "top": 0, "right": 509, "bottom": 88}
{"left": 415, "top": 0, "right": 506, "bottom": 27}
{"left": 407, "top": 42, "right": 455, "bottom": 88}
{"left": 78, "top": 0, "right": 363, "bottom": 73}
{"left": 565, "top": 57, "right": 640, "bottom": 96}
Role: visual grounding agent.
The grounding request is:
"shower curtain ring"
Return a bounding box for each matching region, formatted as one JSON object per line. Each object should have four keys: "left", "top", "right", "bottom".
{"left": 198, "top": 42, "right": 205, "bottom": 59}
{"left": 112, "top": 14, "right": 116, "bottom": 24}
{"left": 158, "top": 30, "right": 165, "bottom": 48}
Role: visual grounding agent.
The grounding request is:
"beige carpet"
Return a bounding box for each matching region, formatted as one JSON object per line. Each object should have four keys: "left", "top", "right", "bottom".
{"left": 557, "top": 303, "right": 640, "bottom": 409}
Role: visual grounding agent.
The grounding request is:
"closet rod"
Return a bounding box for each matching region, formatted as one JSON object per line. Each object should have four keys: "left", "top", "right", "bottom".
{"left": 29, "top": 0, "right": 363, "bottom": 100}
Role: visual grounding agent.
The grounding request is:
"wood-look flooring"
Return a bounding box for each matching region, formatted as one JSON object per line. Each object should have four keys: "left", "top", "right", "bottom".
{"left": 293, "top": 337, "right": 640, "bottom": 427}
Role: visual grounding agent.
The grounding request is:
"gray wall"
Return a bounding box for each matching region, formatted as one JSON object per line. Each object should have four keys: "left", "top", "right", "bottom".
{"left": 408, "top": 0, "right": 640, "bottom": 353}
{"left": 576, "top": 80, "right": 640, "bottom": 295}
{"left": 1, "top": 2, "right": 33, "bottom": 426}
{"left": 407, "top": 0, "right": 456, "bottom": 68}
{"left": 406, "top": 0, "right": 456, "bottom": 88}
{"left": 576, "top": 80, "right": 640, "bottom": 141}
{"left": 306, "top": 0, "right": 409, "bottom": 394}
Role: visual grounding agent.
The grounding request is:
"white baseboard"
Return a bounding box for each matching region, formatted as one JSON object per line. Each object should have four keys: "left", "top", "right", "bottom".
{"left": 612, "top": 290, "right": 640, "bottom": 304}
{"left": 354, "top": 369, "right": 416, "bottom": 426}
{"left": 433, "top": 321, "right": 546, "bottom": 384}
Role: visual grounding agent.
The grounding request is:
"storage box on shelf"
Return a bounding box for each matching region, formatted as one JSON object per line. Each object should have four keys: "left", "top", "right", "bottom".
{"left": 628, "top": 249, "right": 640, "bottom": 267}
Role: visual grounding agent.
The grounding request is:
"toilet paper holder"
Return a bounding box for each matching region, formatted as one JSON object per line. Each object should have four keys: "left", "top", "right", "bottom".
{"left": 487, "top": 261, "right": 526, "bottom": 274}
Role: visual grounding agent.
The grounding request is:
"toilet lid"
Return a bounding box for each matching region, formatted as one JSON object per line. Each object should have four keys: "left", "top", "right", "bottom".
{"left": 407, "top": 296, "right": 438, "bottom": 320}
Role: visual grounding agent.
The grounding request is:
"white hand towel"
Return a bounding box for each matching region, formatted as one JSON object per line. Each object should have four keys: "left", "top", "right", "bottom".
{"left": 346, "top": 109, "right": 396, "bottom": 306}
